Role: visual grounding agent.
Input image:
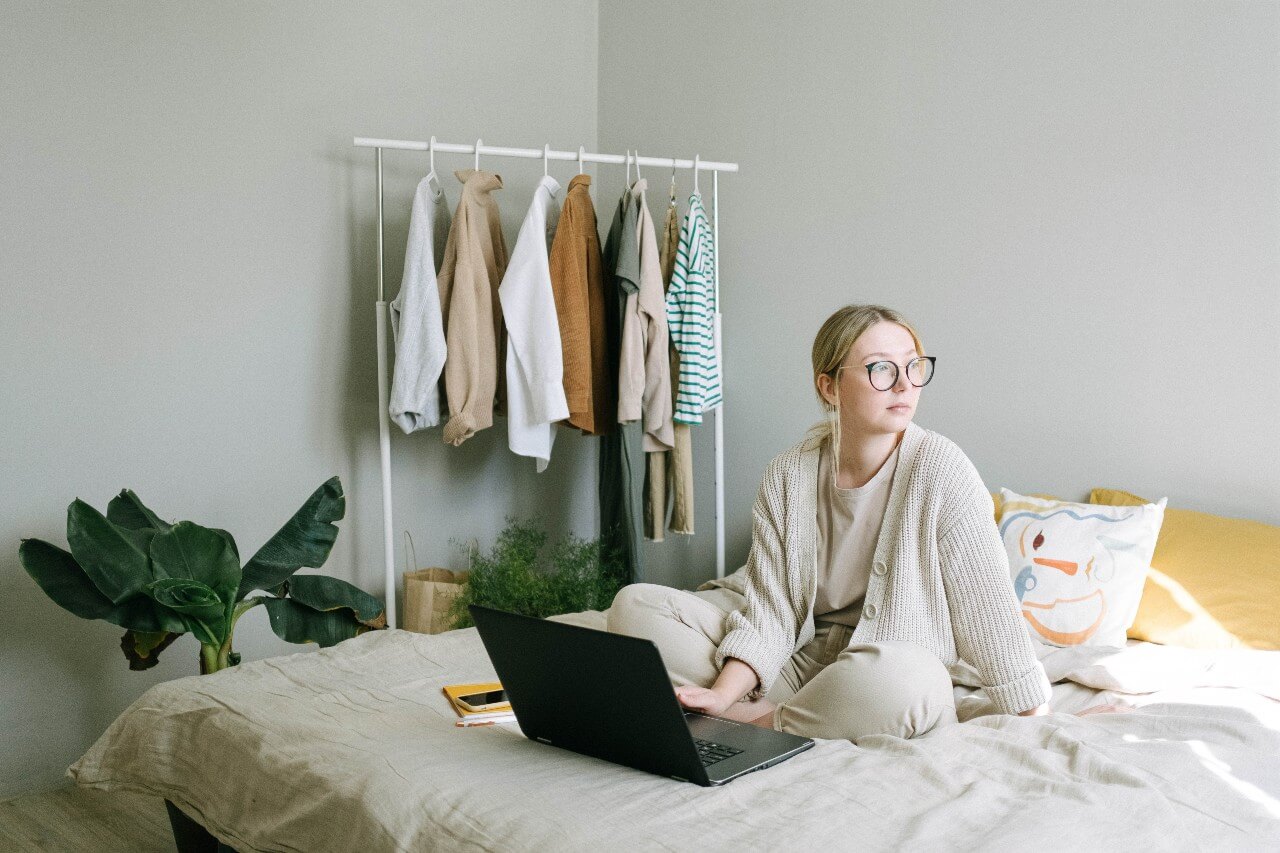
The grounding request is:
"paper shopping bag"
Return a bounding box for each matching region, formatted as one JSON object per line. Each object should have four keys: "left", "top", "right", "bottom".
{"left": 403, "top": 567, "right": 469, "bottom": 634}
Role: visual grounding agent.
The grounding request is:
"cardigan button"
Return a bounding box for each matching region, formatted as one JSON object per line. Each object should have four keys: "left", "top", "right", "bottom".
{"left": 864, "top": 603, "right": 878, "bottom": 620}
{"left": 873, "top": 561, "right": 887, "bottom": 576}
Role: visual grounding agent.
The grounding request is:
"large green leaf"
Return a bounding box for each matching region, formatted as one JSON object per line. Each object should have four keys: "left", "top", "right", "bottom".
{"left": 145, "top": 577, "right": 227, "bottom": 646}
{"left": 210, "top": 528, "right": 240, "bottom": 561}
{"left": 263, "top": 597, "right": 370, "bottom": 648}
{"left": 286, "top": 574, "right": 387, "bottom": 628}
{"left": 149, "top": 521, "right": 241, "bottom": 597}
{"left": 238, "top": 477, "right": 345, "bottom": 600}
{"left": 148, "top": 522, "right": 240, "bottom": 641}
{"left": 19, "top": 539, "right": 186, "bottom": 633}
{"left": 104, "top": 490, "right": 240, "bottom": 562}
{"left": 106, "top": 489, "right": 172, "bottom": 532}
{"left": 66, "top": 499, "right": 158, "bottom": 604}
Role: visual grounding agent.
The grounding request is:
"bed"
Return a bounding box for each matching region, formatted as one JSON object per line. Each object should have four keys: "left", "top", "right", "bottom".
{"left": 69, "top": 602, "right": 1280, "bottom": 852}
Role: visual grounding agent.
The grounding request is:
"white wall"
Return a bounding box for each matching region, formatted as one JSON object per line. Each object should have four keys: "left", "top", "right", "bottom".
{"left": 0, "top": 0, "right": 599, "bottom": 798}
{"left": 599, "top": 0, "right": 1280, "bottom": 590}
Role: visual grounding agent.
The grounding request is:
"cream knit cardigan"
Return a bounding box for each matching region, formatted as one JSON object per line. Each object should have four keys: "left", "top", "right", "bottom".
{"left": 704, "top": 420, "right": 1051, "bottom": 715}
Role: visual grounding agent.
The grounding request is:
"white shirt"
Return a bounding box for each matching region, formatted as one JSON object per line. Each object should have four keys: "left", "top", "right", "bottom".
{"left": 497, "top": 175, "right": 568, "bottom": 471}
{"left": 388, "top": 173, "right": 451, "bottom": 433}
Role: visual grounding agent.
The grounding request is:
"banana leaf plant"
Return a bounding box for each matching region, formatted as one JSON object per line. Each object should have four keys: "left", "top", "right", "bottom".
{"left": 19, "top": 477, "right": 386, "bottom": 674}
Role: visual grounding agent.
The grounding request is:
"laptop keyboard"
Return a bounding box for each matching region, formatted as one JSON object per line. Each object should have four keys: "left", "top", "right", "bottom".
{"left": 694, "top": 738, "right": 743, "bottom": 767}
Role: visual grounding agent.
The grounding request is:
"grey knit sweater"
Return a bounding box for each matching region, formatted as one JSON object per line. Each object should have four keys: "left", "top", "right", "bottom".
{"left": 704, "top": 420, "right": 1051, "bottom": 715}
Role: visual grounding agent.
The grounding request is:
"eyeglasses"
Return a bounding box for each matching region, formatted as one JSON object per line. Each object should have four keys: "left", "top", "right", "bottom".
{"left": 837, "top": 356, "right": 936, "bottom": 391}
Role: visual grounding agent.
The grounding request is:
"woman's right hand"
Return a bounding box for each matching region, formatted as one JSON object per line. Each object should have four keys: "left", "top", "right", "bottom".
{"left": 674, "top": 684, "right": 734, "bottom": 716}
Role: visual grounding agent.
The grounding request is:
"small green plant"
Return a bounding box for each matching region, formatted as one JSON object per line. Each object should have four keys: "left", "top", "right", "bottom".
{"left": 449, "top": 518, "right": 627, "bottom": 629}
{"left": 20, "top": 477, "right": 386, "bottom": 674}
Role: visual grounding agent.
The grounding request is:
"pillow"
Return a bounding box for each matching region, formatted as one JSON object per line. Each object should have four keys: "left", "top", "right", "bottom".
{"left": 991, "top": 491, "right": 1064, "bottom": 523}
{"left": 997, "top": 488, "right": 1167, "bottom": 648}
{"left": 1090, "top": 488, "right": 1280, "bottom": 650}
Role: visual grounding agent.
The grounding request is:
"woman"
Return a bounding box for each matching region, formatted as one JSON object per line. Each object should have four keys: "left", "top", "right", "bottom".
{"left": 608, "top": 304, "right": 1053, "bottom": 742}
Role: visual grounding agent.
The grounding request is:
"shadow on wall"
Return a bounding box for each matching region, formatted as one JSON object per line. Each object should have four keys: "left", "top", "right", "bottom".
{"left": 0, "top": 565, "right": 195, "bottom": 795}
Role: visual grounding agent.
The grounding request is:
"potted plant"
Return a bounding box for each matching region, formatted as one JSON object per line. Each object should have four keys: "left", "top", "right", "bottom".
{"left": 19, "top": 476, "right": 385, "bottom": 674}
{"left": 448, "top": 517, "right": 628, "bottom": 629}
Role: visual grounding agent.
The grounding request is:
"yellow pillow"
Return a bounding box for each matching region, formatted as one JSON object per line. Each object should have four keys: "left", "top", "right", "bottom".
{"left": 1090, "top": 488, "right": 1280, "bottom": 650}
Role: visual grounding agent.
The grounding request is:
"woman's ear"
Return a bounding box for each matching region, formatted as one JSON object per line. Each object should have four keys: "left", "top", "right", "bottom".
{"left": 816, "top": 372, "right": 838, "bottom": 408}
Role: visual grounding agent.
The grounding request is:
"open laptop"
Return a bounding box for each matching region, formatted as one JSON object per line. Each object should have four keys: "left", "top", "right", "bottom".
{"left": 469, "top": 604, "right": 814, "bottom": 786}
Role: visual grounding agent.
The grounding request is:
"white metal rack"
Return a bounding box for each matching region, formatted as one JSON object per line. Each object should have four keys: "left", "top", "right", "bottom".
{"left": 354, "top": 136, "right": 737, "bottom": 627}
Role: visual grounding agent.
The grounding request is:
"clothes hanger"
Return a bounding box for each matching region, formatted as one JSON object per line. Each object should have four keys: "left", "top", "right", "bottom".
{"left": 577, "top": 145, "right": 585, "bottom": 175}
{"left": 693, "top": 154, "right": 700, "bottom": 195}
{"left": 669, "top": 159, "right": 677, "bottom": 207}
{"left": 474, "top": 138, "right": 482, "bottom": 171}
{"left": 426, "top": 135, "right": 442, "bottom": 193}
{"left": 634, "top": 150, "right": 643, "bottom": 184}
{"left": 543, "top": 143, "right": 550, "bottom": 178}
{"left": 624, "top": 149, "right": 632, "bottom": 189}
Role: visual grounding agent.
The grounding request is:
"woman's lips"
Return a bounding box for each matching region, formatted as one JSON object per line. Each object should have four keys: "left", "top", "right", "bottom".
{"left": 888, "top": 405, "right": 910, "bottom": 412}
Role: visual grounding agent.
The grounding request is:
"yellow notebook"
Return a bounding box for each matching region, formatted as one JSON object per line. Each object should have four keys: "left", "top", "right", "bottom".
{"left": 442, "top": 681, "right": 513, "bottom": 718}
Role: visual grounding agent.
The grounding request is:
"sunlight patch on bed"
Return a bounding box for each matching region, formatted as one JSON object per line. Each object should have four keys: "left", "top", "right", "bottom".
{"left": 1188, "top": 739, "right": 1280, "bottom": 819}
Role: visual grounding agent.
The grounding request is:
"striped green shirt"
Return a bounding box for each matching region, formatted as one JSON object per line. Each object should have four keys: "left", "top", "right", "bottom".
{"left": 665, "top": 193, "right": 721, "bottom": 424}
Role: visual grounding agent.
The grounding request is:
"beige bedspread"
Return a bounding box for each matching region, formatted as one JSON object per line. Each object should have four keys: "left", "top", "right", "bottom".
{"left": 71, "top": 615, "right": 1280, "bottom": 852}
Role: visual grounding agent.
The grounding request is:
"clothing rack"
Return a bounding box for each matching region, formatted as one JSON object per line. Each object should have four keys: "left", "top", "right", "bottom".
{"left": 355, "top": 135, "right": 738, "bottom": 628}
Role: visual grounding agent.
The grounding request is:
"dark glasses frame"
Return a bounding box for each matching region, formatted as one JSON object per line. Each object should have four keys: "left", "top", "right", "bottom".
{"left": 836, "top": 356, "right": 937, "bottom": 391}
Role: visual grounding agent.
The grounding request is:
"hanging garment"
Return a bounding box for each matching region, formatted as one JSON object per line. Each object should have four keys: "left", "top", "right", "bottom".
{"left": 389, "top": 173, "right": 452, "bottom": 433}
{"left": 614, "top": 185, "right": 642, "bottom": 422}
{"left": 658, "top": 192, "right": 695, "bottom": 535}
{"left": 659, "top": 185, "right": 679, "bottom": 285}
{"left": 497, "top": 175, "right": 567, "bottom": 472}
{"left": 617, "top": 179, "right": 674, "bottom": 453}
{"left": 599, "top": 183, "right": 641, "bottom": 583}
{"left": 548, "top": 174, "right": 611, "bottom": 435}
{"left": 666, "top": 192, "right": 722, "bottom": 424}
{"left": 438, "top": 169, "right": 509, "bottom": 447}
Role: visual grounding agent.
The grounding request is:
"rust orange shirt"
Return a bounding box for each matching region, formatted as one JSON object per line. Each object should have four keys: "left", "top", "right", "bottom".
{"left": 549, "top": 174, "right": 612, "bottom": 435}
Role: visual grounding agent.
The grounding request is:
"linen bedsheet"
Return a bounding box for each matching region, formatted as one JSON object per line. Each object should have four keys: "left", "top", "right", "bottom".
{"left": 70, "top": 611, "right": 1280, "bottom": 852}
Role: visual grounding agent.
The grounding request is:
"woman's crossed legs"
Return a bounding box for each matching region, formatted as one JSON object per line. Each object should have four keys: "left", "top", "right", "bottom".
{"left": 607, "top": 583, "right": 958, "bottom": 742}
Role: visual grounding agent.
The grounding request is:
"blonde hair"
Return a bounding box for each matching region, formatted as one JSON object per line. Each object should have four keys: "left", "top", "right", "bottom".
{"left": 805, "top": 304, "right": 926, "bottom": 447}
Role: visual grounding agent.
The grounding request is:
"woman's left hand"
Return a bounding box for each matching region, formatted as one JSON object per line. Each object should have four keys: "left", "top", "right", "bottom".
{"left": 674, "top": 684, "right": 735, "bottom": 716}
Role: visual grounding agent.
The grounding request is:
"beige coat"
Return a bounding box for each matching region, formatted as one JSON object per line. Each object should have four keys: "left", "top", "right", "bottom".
{"left": 617, "top": 180, "right": 674, "bottom": 452}
{"left": 438, "top": 169, "right": 508, "bottom": 446}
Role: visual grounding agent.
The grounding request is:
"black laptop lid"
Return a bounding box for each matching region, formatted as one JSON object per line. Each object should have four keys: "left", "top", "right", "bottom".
{"left": 469, "top": 605, "right": 707, "bottom": 783}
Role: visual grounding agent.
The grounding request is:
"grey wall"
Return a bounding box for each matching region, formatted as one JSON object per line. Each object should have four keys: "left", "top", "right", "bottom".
{"left": 0, "top": 0, "right": 598, "bottom": 798}
{"left": 599, "top": 1, "right": 1280, "bottom": 590}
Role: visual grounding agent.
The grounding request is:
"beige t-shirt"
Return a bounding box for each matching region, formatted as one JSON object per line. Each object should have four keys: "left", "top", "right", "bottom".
{"left": 813, "top": 438, "right": 901, "bottom": 627}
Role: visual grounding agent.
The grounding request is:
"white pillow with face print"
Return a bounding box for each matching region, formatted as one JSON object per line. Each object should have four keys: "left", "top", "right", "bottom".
{"left": 998, "top": 488, "right": 1167, "bottom": 648}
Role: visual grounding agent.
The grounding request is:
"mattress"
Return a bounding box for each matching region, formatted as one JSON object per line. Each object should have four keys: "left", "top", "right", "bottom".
{"left": 70, "top": 610, "right": 1280, "bottom": 852}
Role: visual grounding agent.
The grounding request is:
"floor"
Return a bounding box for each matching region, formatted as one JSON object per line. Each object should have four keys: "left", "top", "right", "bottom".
{"left": 0, "top": 784, "right": 174, "bottom": 852}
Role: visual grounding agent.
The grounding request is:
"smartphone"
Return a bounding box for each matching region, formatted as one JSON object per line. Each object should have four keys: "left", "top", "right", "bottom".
{"left": 456, "top": 688, "right": 508, "bottom": 712}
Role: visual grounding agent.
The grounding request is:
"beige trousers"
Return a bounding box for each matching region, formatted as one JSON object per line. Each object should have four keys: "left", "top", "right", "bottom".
{"left": 607, "top": 583, "right": 958, "bottom": 742}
